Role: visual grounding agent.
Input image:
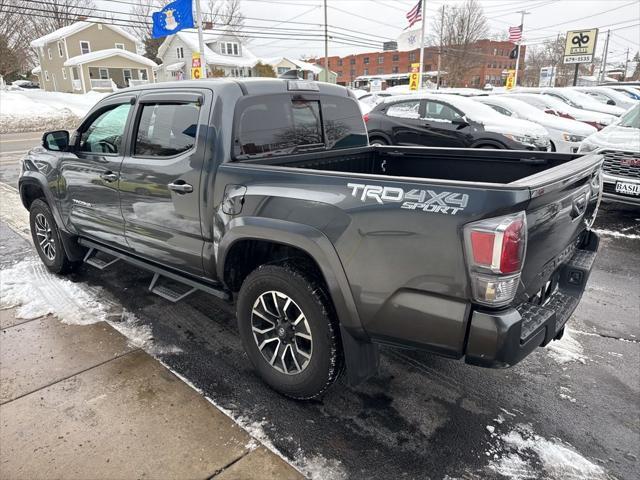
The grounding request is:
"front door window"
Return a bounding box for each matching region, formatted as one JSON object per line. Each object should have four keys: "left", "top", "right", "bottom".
{"left": 79, "top": 103, "right": 131, "bottom": 154}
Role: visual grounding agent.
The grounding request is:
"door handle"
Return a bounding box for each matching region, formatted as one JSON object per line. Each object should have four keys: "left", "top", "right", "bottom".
{"left": 168, "top": 181, "right": 193, "bottom": 194}
{"left": 100, "top": 171, "right": 118, "bottom": 182}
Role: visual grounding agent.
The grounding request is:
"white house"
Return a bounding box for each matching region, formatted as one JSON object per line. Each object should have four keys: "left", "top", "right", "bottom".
{"left": 264, "top": 57, "right": 337, "bottom": 83}
{"left": 156, "top": 26, "right": 260, "bottom": 80}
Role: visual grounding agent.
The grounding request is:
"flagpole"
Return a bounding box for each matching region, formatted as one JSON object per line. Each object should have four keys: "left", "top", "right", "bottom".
{"left": 417, "top": 0, "right": 426, "bottom": 90}
{"left": 513, "top": 10, "right": 529, "bottom": 87}
{"left": 194, "top": 0, "right": 207, "bottom": 77}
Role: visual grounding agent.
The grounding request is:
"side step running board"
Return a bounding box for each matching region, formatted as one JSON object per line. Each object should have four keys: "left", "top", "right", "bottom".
{"left": 78, "top": 238, "right": 231, "bottom": 302}
{"left": 84, "top": 247, "right": 120, "bottom": 270}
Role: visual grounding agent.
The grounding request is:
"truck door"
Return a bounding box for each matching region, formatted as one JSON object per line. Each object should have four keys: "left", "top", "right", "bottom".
{"left": 118, "top": 89, "right": 210, "bottom": 276}
{"left": 59, "top": 94, "right": 135, "bottom": 247}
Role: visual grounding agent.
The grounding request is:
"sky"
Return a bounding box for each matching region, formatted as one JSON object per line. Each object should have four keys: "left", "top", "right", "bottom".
{"left": 93, "top": 0, "right": 639, "bottom": 66}
{"left": 228, "top": 0, "right": 640, "bottom": 65}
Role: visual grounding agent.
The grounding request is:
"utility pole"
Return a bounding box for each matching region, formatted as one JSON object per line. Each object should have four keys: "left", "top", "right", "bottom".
{"left": 513, "top": 10, "right": 530, "bottom": 87}
{"left": 417, "top": 0, "right": 427, "bottom": 90}
{"left": 551, "top": 31, "right": 560, "bottom": 87}
{"left": 599, "top": 29, "right": 611, "bottom": 83}
{"left": 436, "top": 5, "right": 444, "bottom": 90}
{"left": 624, "top": 47, "right": 630, "bottom": 81}
{"left": 323, "top": 0, "right": 328, "bottom": 82}
{"left": 194, "top": 0, "right": 206, "bottom": 77}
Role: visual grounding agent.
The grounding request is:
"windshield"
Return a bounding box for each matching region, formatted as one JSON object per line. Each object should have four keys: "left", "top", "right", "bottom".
{"left": 618, "top": 104, "right": 640, "bottom": 128}
{"left": 492, "top": 98, "right": 546, "bottom": 119}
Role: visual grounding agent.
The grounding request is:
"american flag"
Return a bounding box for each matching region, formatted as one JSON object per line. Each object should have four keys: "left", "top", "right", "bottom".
{"left": 509, "top": 25, "right": 523, "bottom": 42}
{"left": 406, "top": 0, "right": 422, "bottom": 29}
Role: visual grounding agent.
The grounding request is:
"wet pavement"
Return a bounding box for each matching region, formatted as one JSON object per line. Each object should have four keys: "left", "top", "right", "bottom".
{"left": 1, "top": 198, "right": 637, "bottom": 479}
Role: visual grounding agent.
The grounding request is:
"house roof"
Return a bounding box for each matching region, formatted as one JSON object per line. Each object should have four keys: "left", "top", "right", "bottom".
{"left": 263, "top": 57, "right": 336, "bottom": 76}
{"left": 63, "top": 49, "right": 157, "bottom": 67}
{"left": 30, "top": 18, "right": 139, "bottom": 48}
{"left": 157, "top": 27, "right": 259, "bottom": 68}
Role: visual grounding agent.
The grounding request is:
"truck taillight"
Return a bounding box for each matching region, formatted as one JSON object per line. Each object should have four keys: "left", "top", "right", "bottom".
{"left": 464, "top": 212, "right": 527, "bottom": 306}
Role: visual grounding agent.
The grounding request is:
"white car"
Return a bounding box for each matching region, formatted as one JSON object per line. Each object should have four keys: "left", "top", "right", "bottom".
{"left": 608, "top": 85, "right": 640, "bottom": 101}
{"left": 474, "top": 96, "right": 596, "bottom": 153}
{"left": 507, "top": 93, "right": 616, "bottom": 131}
{"left": 573, "top": 86, "right": 637, "bottom": 111}
{"left": 540, "top": 87, "right": 626, "bottom": 117}
{"left": 579, "top": 104, "right": 640, "bottom": 205}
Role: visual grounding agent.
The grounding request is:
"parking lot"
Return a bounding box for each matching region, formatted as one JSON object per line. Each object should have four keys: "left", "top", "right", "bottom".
{"left": 1, "top": 131, "right": 638, "bottom": 480}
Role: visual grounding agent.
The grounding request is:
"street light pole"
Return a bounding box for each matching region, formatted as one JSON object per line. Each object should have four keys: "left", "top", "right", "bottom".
{"left": 417, "top": 0, "right": 427, "bottom": 90}
{"left": 513, "top": 10, "right": 530, "bottom": 87}
{"left": 324, "top": 0, "right": 328, "bottom": 82}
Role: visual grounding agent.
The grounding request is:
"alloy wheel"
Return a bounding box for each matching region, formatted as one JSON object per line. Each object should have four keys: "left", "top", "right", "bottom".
{"left": 251, "top": 290, "right": 313, "bottom": 375}
{"left": 34, "top": 213, "right": 56, "bottom": 261}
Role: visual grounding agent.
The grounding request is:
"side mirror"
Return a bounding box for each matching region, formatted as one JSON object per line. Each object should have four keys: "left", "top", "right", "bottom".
{"left": 42, "top": 130, "right": 69, "bottom": 151}
{"left": 606, "top": 99, "right": 615, "bottom": 105}
{"left": 452, "top": 118, "right": 469, "bottom": 129}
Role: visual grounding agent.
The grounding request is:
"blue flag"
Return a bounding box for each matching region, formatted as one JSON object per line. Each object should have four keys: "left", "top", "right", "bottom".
{"left": 152, "top": 0, "right": 195, "bottom": 39}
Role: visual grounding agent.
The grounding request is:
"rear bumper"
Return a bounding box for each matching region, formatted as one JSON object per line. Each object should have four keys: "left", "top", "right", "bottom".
{"left": 464, "top": 231, "right": 599, "bottom": 368}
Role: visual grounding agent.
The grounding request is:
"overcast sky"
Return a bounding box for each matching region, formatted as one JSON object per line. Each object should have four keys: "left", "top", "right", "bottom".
{"left": 234, "top": 0, "right": 639, "bottom": 65}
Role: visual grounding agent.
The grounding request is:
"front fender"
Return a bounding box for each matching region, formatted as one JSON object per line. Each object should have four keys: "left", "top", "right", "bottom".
{"left": 217, "top": 216, "right": 366, "bottom": 338}
{"left": 18, "top": 172, "right": 67, "bottom": 232}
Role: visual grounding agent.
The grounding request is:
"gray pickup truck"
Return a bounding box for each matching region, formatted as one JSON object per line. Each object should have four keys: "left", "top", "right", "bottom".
{"left": 19, "top": 79, "right": 603, "bottom": 399}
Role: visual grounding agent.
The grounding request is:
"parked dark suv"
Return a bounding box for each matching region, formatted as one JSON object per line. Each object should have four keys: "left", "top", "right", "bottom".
{"left": 365, "top": 93, "right": 550, "bottom": 150}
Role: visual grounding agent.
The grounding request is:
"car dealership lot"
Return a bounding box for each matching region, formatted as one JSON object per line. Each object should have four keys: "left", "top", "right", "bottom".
{"left": 1, "top": 194, "right": 637, "bottom": 479}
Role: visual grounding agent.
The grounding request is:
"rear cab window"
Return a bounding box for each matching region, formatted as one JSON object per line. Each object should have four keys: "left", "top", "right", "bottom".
{"left": 233, "top": 93, "right": 367, "bottom": 159}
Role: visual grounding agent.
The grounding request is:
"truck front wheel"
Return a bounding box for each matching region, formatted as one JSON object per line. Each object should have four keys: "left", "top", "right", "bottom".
{"left": 29, "top": 199, "right": 78, "bottom": 274}
{"left": 237, "top": 264, "right": 343, "bottom": 399}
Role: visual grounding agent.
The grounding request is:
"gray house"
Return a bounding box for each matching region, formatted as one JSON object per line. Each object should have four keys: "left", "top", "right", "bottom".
{"left": 156, "top": 26, "right": 259, "bottom": 80}
{"left": 30, "top": 18, "right": 156, "bottom": 93}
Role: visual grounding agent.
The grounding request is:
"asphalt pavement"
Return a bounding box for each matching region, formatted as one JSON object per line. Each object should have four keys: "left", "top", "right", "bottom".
{"left": 0, "top": 138, "right": 638, "bottom": 479}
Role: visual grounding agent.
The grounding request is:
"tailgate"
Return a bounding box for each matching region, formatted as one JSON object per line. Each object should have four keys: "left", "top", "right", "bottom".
{"left": 514, "top": 152, "right": 603, "bottom": 300}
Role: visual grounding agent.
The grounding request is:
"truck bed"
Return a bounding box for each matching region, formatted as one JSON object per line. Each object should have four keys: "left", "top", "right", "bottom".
{"left": 245, "top": 146, "right": 584, "bottom": 185}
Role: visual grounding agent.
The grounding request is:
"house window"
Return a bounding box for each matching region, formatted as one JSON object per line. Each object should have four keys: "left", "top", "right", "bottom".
{"left": 221, "top": 42, "right": 239, "bottom": 55}
{"left": 58, "top": 42, "right": 64, "bottom": 57}
{"left": 80, "top": 41, "right": 90, "bottom": 55}
{"left": 350, "top": 58, "right": 355, "bottom": 65}
{"left": 392, "top": 66, "right": 399, "bottom": 73}
{"left": 99, "top": 68, "right": 109, "bottom": 79}
{"left": 363, "top": 68, "right": 368, "bottom": 75}
{"left": 409, "top": 52, "right": 416, "bottom": 62}
{"left": 97, "top": 23, "right": 103, "bottom": 30}
{"left": 176, "top": 47, "right": 184, "bottom": 59}
{"left": 376, "top": 67, "right": 384, "bottom": 74}
{"left": 363, "top": 57, "right": 369, "bottom": 64}
{"left": 140, "top": 69, "right": 148, "bottom": 80}
{"left": 44, "top": 70, "right": 49, "bottom": 81}
{"left": 337, "top": 59, "right": 343, "bottom": 66}
{"left": 123, "top": 69, "right": 132, "bottom": 85}
{"left": 61, "top": 68, "right": 67, "bottom": 80}
{"left": 115, "top": 43, "right": 125, "bottom": 50}
{"left": 392, "top": 54, "right": 399, "bottom": 62}
{"left": 378, "top": 56, "right": 384, "bottom": 64}
{"left": 277, "top": 66, "right": 288, "bottom": 74}
{"left": 47, "top": 48, "right": 52, "bottom": 60}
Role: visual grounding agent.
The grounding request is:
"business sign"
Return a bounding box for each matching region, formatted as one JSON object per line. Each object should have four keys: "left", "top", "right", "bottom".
{"left": 191, "top": 52, "right": 203, "bottom": 79}
{"left": 370, "top": 78, "right": 382, "bottom": 92}
{"left": 539, "top": 66, "right": 556, "bottom": 87}
{"left": 563, "top": 29, "right": 598, "bottom": 64}
{"left": 409, "top": 63, "right": 420, "bottom": 91}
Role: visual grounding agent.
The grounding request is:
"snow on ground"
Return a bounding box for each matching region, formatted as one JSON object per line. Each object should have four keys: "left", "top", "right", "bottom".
{"left": 545, "top": 329, "right": 588, "bottom": 365}
{"left": 487, "top": 423, "right": 609, "bottom": 480}
{"left": 592, "top": 228, "right": 640, "bottom": 241}
{"left": 0, "top": 89, "right": 106, "bottom": 133}
{"left": 0, "top": 257, "right": 179, "bottom": 355}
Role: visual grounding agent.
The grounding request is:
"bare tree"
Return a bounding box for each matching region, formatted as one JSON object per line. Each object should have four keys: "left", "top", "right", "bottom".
{"left": 204, "top": 0, "right": 245, "bottom": 31}
{"left": 0, "top": 0, "right": 39, "bottom": 78}
{"left": 27, "top": 0, "right": 96, "bottom": 36}
{"left": 430, "top": 0, "right": 489, "bottom": 87}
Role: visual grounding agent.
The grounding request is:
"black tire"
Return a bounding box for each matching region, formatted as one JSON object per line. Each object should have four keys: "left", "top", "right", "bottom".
{"left": 237, "top": 264, "right": 343, "bottom": 400}
{"left": 369, "top": 137, "right": 388, "bottom": 146}
{"left": 29, "top": 199, "right": 78, "bottom": 274}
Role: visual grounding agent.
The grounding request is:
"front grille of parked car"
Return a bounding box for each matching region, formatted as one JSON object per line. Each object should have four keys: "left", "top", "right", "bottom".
{"left": 601, "top": 150, "right": 640, "bottom": 179}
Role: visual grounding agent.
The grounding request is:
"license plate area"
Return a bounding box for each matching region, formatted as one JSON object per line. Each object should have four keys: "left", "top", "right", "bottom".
{"left": 615, "top": 181, "right": 640, "bottom": 197}
{"left": 528, "top": 271, "right": 560, "bottom": 307}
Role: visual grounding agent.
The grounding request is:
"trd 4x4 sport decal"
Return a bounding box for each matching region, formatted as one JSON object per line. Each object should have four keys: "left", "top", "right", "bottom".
{"left": 347, "top": 183, "right": 469, "bottom": 215}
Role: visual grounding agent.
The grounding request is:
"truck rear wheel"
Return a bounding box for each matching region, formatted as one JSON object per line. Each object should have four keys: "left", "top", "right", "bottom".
{"left": 29, "top": 199, "right": 78, "bottom": 274}
{"left": 237, "top": 264, "right": 343, "bottom": 399}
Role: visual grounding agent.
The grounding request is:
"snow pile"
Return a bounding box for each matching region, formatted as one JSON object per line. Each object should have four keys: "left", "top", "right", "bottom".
{"left": 488, "top": 424, "right": 608, "bottom": 480}
{"left": 0, "top": 258, "right": 180, "bottom": 355}
{"left": 545, "top": 330, "right": 587, "bottom": 364}
{"left": 0, "top": 89, "right": 106, "bottom": 133}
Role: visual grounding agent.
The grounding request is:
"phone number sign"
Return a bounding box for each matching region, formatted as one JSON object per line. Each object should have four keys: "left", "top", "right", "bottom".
{"left": 563, "top": 28, "right": 598, "bottom": 64}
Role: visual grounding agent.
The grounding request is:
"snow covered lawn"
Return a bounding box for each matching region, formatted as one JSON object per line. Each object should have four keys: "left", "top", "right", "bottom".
{"left": 0, "top": 89, "right": 107, "bottom": 133}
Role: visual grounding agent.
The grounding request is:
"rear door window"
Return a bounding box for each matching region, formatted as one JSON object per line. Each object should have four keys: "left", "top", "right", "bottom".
{"left": 134, "top": 102, "right": 200, "bottom": 157}
{"left": 386, "top": 100, "right": 420, "bottom": 119}
{"left": 423, "top": 101, "right": 462, "bottom": 122}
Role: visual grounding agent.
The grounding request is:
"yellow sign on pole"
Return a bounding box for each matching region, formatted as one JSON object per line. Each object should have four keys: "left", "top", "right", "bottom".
{"left": 505, "top": 69, "right": 516, "bottom": 90}
{"left": 191, "top": 52, "right": 203, "bottom": 79}
{"left": 409, "top": 62, "right": 420, "bottom": 90}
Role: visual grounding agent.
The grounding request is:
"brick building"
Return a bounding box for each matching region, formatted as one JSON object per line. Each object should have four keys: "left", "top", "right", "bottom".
{"left": 313, "top": 39, "right": 525, "bottom": 89}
